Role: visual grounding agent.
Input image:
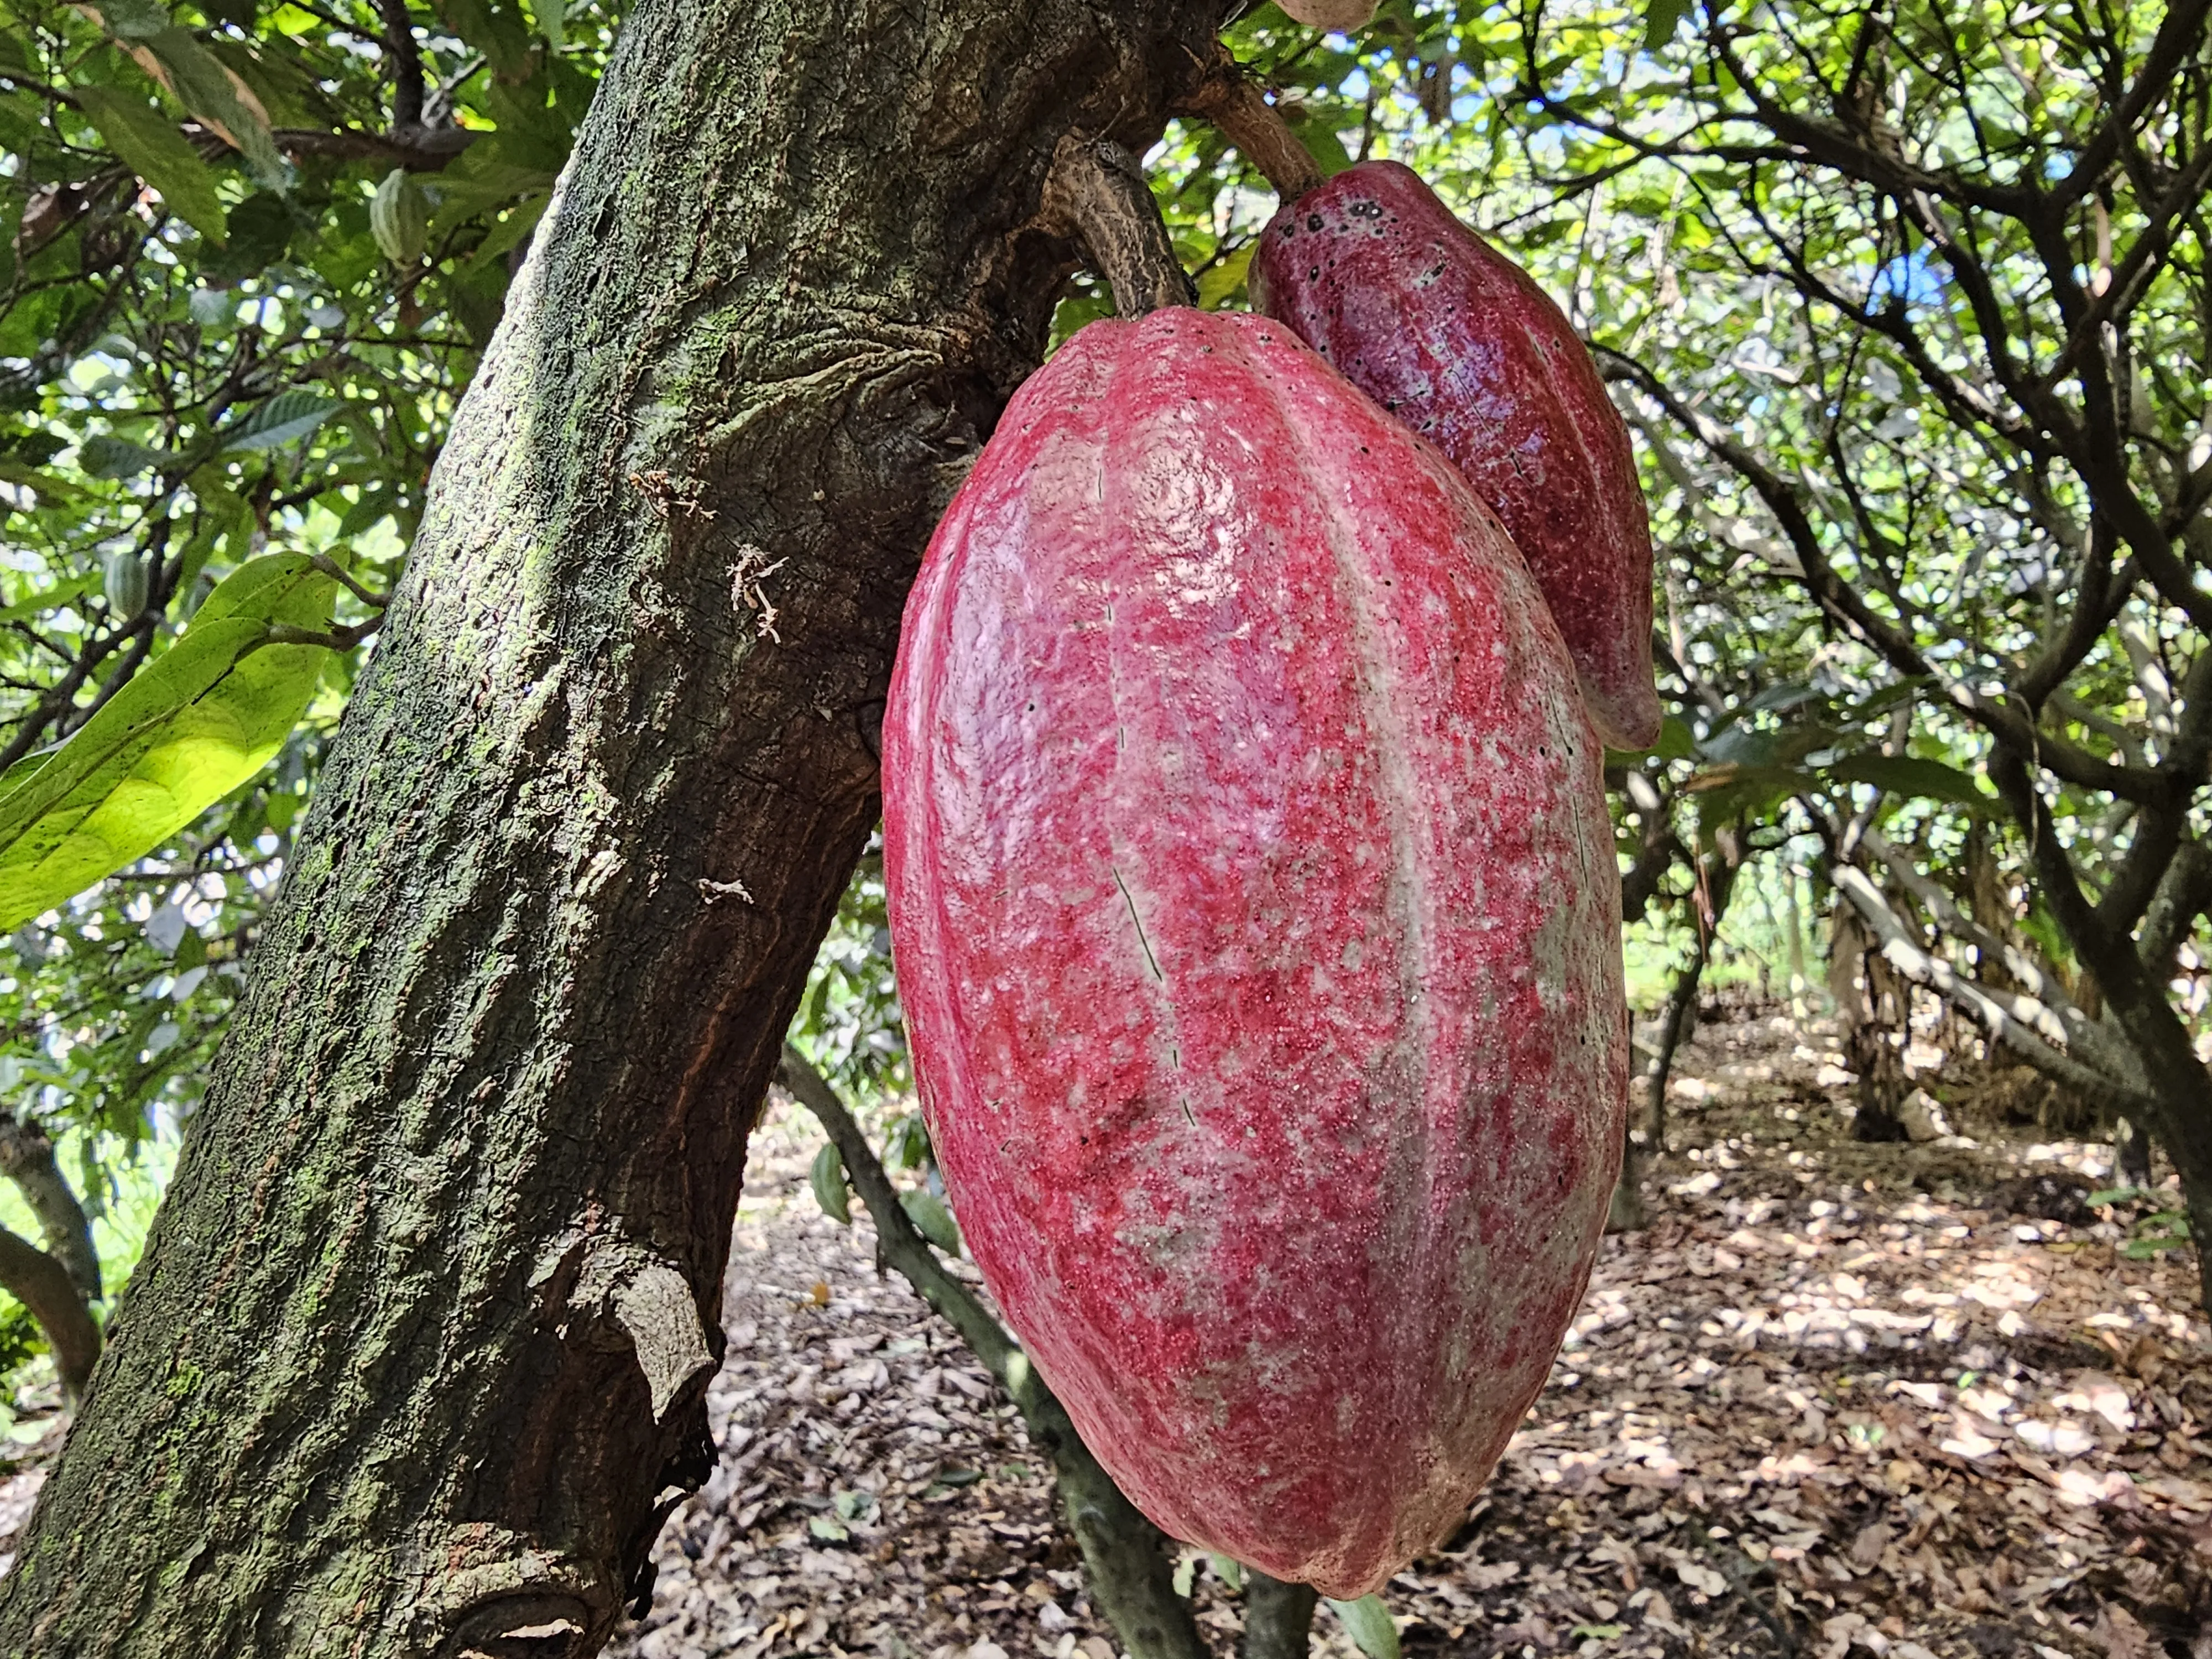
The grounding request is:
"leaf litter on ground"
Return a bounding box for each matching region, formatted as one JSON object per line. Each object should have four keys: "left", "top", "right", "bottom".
{"left": 0, "top": 999, "right": 2203, "bottom": 1659}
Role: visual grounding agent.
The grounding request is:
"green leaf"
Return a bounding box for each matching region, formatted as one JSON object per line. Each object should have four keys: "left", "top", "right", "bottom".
{"left": 1827, "top": 752, "right": 1989, "bottom": 807}
{"left": 807, "top": 1515, "right": 849, "bottom": 1542}
{"left": 523, "top": 0, "right": 564, "bottom": 51}
{"left": 457, "top": 191, "right": 548, "bottom": 274}
{"left": 76, "top": 433, "right": 174, "bottom": 479}
{"left": 220, "top": 389, "right": 341, "bottom": 452}
{"left": 0, "top": 575, "right": 97, "bottom": 626}
{"left": 900, "top": 1188, "right": 962, "bottom": 1255}
{"left": 1197, "top": 243, "right": 1255, "bottom": 311}
{"left": 883, "top": 1112, "right": 931, "bottom": 1173}
{"left": 432, "top": 0, "right": 536, "bottom": 79}
{"left": 78, "top": 0, "right": 174, "bottom": 41}
{"left": 69, "top": 84, "right": 228, "bottom": 244}
{"left": 1327, "top": 1595, "right": 1400, "bottom": 1659}
{"left": 810, "top": 1140, "right": 851, "bottom": 1225}
{"left": 2086, "top": 1187, "right": 2147, "bottom": 1207}
{"left": 137, "top": 27, "right": 288, "bottom": 188}
{"left": 1286, "top": 113, "right": 1356, "bottom": 179}
{"left": 426, "top": 153, "right": 558, "bottom": 235}
{"left": 1644, "top": 0, "right": 1693, "bottom": 49}
{"left": 1210, "top": 1553, "right": 1245, "bottom": 1592}
{"left": 0, "top": 554, "right": 338, "bottom": 931}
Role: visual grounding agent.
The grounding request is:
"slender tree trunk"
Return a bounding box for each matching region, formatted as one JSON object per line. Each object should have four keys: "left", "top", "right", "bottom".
{"left": 1241, "top": 1570, "right": 1320, "bottom": 1659}
{"left": 0, "top": 1225, "right": 98, "bottom": 1401}
{"left": 0, "top": 4, "right": 1229, "bottom": 1651}
{"left": 1611, "top": 831, "right": 1741, "bottom": 1230}
{"left": 0, "top": 1111, "right": 99, "bottom": 1300}
{"left": 1831, "top": 901, "right": 1910, "bottom": 1142}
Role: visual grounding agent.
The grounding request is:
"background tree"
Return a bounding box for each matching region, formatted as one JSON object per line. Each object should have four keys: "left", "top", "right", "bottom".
{"left": 1525, "top": 0, "right": 2212, "bottom": 1297}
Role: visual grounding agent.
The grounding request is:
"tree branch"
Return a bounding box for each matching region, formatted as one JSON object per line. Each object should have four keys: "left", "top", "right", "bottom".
{"left": 1830, "top": 864, "right": 2158, "bottom": 1113}
{"left": 1604, "top": 349, "right": 2176, "bottom": 804}
{"left": 373, "top": 0, "right": 425, "bottom": 131}
{"left": 1177, "top": 48, "right": 1325, "bottom": 201}
{"left": 0, "top": 1113, "right": 98, "bottom": 1303}
{"left": 0, "top": 1225, "right": 100, "bottom": 1402}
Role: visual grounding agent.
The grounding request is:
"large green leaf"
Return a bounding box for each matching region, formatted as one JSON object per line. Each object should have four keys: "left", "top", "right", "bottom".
{"left": 70, "top": 84, "right": 228, "bottom": 244}
{"left": 220, "top": 389, "right": 342, "bottom": 452}
{"left": 1327, "top": 1596, "right": 1401, "bottom": 1659}
{"left": 1827, "top": 752, "right": 1989, "bottom": 808}
{"left": 76, "top": 432, "right": 175, "bottom": 479}
{"left": 0, "top": 555, "right": 338, "bottom": 930}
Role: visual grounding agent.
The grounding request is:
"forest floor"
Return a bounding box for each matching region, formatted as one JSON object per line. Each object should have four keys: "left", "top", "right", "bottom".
{"left": 594, "top": 1000, "right": 2212, "bottom": 1659}
{"left": 2, "top": 1001, "right": 2208, "bottom": 1659}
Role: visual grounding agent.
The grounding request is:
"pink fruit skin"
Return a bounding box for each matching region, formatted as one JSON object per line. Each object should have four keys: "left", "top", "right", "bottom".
{"left": 1249, "top": 159, "right": 1662, "bottom": 753}
{"left": 883, "top": 309, "right": 1626, "bottom": 1597}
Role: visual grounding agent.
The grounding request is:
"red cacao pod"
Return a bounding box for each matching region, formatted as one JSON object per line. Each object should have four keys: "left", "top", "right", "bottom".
{"left": 883, "top": 309, "right": 1626, "bottom": 1595}
{"left": 1249, "top": 159, "right": 1662, "bottom": 753}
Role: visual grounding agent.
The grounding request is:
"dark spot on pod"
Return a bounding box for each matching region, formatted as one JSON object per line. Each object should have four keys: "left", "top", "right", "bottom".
{"left": 1307, "top": 213, "right": 1324, "bottom": 231}
{"left": 1308, "top": 267, "right": 1321, "bottom": 282}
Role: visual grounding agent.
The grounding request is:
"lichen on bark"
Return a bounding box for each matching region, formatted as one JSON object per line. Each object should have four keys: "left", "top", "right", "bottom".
{"left": 0, "top": 3, "right": 1229, "bottom": 1652}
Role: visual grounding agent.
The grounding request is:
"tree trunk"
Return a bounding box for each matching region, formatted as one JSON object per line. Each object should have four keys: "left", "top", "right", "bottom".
{"left": 2116, "top": 1115, "right": 2154, "bottom": 1188}
{"left": 0, "top": 1111, "right": 99, "bottom": 1301}
{"left": 1832, "top": 904, "right": 1910, "bottom": 1142}
{"left": 0, "top": 3, "right": 1229, "bottom": 1651}
{"left": 1610, "top": 829, "right": 1741, "bottom": 1231}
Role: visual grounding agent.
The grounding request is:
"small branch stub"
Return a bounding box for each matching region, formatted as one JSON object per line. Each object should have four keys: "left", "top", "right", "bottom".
{"left": 1045, "top": 136, "right": 1196, "bottom": 319}
{"left": 1178, "top": 51, "right": 1325, "bottom": 202}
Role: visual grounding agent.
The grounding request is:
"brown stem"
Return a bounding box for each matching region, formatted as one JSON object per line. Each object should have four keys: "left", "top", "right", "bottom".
{"left": 0, "top": 1224, "right": 99, "bottom": 1401}
{"left": 1178, "top": 52, "right": 1326, "bottom": 201}
{"left": 1045, "top": 136, "right": 1195, "bottom": 318}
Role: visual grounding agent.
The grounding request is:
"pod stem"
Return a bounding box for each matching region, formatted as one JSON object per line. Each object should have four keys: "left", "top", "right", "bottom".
{"left": 1178, "top": 49, "right": 1326, "bottom": 203}
{"left": 1046, "top": 135, "right": 1196, "bottom": 318}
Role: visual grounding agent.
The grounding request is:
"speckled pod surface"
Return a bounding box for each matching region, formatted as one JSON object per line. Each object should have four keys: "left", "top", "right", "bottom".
{"left": 1250, "top": 159, "right": 1662, "bottom": 753}
{"left": 883, "top": 308, "right": 1627, "bottom": 1597}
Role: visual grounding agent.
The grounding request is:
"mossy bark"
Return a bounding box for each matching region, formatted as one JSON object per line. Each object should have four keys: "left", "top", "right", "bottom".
{"left": 0, "top": 2, "right": 1227, "bottom": 1652}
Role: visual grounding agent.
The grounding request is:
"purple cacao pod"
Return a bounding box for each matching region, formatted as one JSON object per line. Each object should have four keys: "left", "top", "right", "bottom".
{"left": 1251, "top": 159, "right": 1662, "bottom": 752}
